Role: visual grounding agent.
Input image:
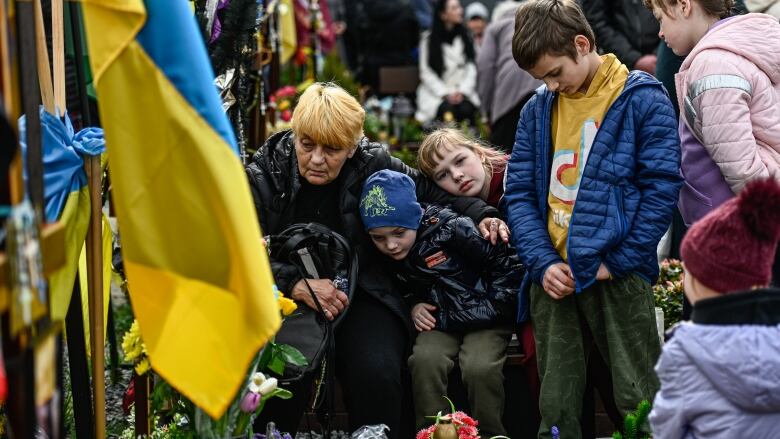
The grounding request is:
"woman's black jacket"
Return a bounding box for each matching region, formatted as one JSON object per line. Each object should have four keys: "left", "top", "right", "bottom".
{"left": 395, "top": 205, "right": 524, "bottom": 333}
{"left": 245, "top": 130, "right": 498, "bottom": 330}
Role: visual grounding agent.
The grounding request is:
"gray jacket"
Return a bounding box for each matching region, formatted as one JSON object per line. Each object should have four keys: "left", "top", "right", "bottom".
{"left": 650, "top": 289, "right": 780, "bottom": 438}
{"left": 476, "top": 4, "right": 541, "bottom": 124}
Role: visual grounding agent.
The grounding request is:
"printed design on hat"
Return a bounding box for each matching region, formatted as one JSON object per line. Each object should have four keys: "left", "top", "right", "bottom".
{"left": 360, "top": 185, "right": 397, "bottom": 217}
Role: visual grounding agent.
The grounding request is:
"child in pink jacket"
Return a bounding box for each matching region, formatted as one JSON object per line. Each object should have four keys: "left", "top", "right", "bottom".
{"left": 644, "top": 0, "right": 780, "bottom": 226}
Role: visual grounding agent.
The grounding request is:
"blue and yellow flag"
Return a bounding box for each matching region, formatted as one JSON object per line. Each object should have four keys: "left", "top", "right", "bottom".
{"left": 82, "top": 0, "right": 281, "bottom": 418}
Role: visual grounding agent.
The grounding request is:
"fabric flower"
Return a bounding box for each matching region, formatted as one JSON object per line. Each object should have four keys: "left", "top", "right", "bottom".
{"left": 240, "top": 391, "right": 261, "bottom": 413}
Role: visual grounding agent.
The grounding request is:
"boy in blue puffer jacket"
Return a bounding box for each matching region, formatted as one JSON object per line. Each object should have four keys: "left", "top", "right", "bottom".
{"left": 359, "top": 170, "right": 524, "bottom": 438}
{"left": 505, "top": 0, "right": 682, "bottom": 437}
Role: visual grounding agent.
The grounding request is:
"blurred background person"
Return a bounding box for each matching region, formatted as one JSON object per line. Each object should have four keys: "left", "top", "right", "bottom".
{"left": 477, "top": 0, "right": 541, "bottom": 152}
{"left": 343, "top": 0, "right": 420, "bottom": 93}
{"left": 465, "top": 2, "right": 490, "bottom": 48}
{"left": 579, "top": 0, "right": 660, "bottom": 74}
{"left": 416, "top": 0, "right": 481, "bottom": 125}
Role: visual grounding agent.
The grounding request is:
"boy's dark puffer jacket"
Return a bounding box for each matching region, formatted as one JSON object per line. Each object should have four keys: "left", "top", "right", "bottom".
{"left": 396, "top": 205, "right": 526, "bottom": 333}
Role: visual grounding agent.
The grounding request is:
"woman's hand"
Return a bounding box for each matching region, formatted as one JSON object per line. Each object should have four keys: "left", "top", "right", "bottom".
{"left": 412, "top": 303, "right": 437, "bottom": 332}
{"left": 290, "top": 278, "right": 349, "bottom": 321}
{"left": 478, "top": 217, "right": 510, "bottom": 244}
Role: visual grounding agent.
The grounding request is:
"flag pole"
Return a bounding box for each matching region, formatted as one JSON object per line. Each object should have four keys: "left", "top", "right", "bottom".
{"left": 65, "top": 1, "right": 98, "bottom": 437}
{"left": 85, "top": 154, "right": 105, "bottom": 439}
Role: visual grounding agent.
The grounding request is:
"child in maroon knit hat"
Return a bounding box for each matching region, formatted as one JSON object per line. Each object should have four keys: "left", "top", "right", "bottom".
{"left": 650, "top": 178, "right": 780, "bottom": 438}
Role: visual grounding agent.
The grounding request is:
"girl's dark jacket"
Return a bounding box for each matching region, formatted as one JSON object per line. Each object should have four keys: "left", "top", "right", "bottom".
{"left": 245, "top": 130, "right": 499, "bottom": 331}
{"left": 395, "top": 205, "right": 525, "bottom": 333}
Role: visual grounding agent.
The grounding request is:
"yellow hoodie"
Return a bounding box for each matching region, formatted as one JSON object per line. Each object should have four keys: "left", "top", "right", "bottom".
{"left": 547, "top": 54, "right": 628, "bottom": 260}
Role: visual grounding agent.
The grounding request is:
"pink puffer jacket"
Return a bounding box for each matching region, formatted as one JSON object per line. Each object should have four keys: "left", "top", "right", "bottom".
{"left": 675, "top": 13, "right": 780, "bottom": 194}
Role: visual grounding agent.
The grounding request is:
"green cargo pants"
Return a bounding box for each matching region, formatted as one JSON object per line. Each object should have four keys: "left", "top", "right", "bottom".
{"left": 531, "top": 274, "right": 661, "bottom": 439}
{"left": 408, "top": 326, "right": 513, "bottom": 437}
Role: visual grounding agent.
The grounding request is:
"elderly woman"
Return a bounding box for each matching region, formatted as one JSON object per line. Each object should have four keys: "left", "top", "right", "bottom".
{"left": 246, "top": 82, "right": 508, "bottom": 437}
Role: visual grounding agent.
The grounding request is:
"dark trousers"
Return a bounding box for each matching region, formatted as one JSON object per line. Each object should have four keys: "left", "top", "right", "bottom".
{"left": 489, "top": 94, "right": 534, "bottom": 153}
{"left": 335, "top": 292, "right": 409, "bottom": 438}
{"left": 255, "top": 291, "right": 409, "bottom": 437}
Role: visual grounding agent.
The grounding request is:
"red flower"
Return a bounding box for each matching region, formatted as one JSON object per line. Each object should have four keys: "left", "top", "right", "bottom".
{"left": 457, "top": 424, "right": 480, "bottom": 439}
{"left": 416, "top": 425, "right": 435, "bottom": 439}
{"left": 122, "top": 379, "right": 135, "bottom": 415}
{"left": 452, "top": 411, "right": 478, "bottom": 427}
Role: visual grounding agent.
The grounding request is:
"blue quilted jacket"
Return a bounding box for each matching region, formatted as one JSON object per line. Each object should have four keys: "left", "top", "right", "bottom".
{"left": 505, "top": 71, "right": 683, "bottom": 293}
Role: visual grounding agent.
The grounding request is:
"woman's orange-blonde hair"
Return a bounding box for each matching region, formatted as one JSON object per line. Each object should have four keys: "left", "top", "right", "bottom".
{"left": 291, "top": 82, "right": 365, "bottom": 150}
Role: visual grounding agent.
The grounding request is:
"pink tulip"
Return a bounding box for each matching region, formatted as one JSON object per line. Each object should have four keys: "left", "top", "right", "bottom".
{"left": 240, "top": 392, "right": 261, "bottom": 413}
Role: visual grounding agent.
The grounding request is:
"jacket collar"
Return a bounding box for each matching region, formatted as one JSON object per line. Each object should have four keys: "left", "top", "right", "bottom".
{"left": 692, "top": 288, "right": 780, "bottom": 325}
{"left": 254, "top": 130, "right": 378, "bottom": 196}
{"left": 535, "top": 70, "right": 664, "bottom": 106}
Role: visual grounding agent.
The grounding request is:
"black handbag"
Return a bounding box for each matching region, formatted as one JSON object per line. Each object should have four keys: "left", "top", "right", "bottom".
{"left": 267, "top": 223, "right": 358, "bottom": 383}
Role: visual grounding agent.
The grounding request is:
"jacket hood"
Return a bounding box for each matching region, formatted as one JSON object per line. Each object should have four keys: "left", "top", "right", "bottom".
{"left": 674, "top": 318, "right": 780, "bottom": 412}
{"left": 681, "top": 13, "right": 780, "bottom": 84}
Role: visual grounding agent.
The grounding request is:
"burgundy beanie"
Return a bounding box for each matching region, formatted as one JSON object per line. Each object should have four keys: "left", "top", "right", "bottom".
{"left": 681, "top": 178, "right": 780, "bottom": 293}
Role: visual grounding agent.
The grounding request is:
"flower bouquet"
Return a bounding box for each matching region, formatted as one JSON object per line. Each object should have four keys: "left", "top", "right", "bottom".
{"left": 119, "top": 289, "right": 307, "bottom": 438}
{"left": 269, "top": 85, "right": 298, "bottom": 124}
{"left": 416, "top": 397, "right": 508, "bottom": 439}
{"left": 653, "top": 258, "right": 684, "bottom": 329}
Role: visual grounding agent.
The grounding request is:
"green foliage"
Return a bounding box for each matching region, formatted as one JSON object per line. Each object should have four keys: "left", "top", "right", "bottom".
{"left": 614, "top": 400, "right": 652, "bottom": 439}
{"left": 391, "top": 146, "right": 418, "bottom": 168}
{"left": 624, "top": 414, "right": 638, "bottom": 439}
{"left": 265, "top": 342, "right": 308, "bottom": 375}
{"left": 364, "top": 113, "right": 385, "bottom": 143}
{"left": 654, "top": 259, "right": 684, "bottom": 328}
{"left": 320, "top": 52, "right": 361, "bottom": 98}
{"left": 402, "top": 119, "right": 425, "bottom": 143}
{"left": 119, "top": 409, "right": 196, "bottom": 439}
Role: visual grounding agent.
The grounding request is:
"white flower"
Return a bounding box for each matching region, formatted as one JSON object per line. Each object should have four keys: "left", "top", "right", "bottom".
{"left": 248, "top": 372, "right": 266, "bottom": 393}
{"left": 258, "top": 377, "right": 278, "bottom": 395}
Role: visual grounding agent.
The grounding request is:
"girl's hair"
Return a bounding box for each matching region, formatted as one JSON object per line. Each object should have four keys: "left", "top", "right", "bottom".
{"left": 291, "top": 82, "right": 365, "bottom": 150}
{"left": 428, "top": 0, "right": 475, "bottom": 78}
{"left": 417, "top": 128, "right": 507, "bottom": 179}
{"left": 643, "top": 0, "right": 734, "bottom": 19}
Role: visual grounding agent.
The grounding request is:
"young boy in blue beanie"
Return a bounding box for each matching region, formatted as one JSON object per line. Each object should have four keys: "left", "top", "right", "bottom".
{"left": 359, "top": 169, "right": 525, "bottom": 437}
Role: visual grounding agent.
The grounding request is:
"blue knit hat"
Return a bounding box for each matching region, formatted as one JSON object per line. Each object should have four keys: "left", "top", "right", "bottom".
{"left": 360, "top": 170, "right": 423, "bottom": 231}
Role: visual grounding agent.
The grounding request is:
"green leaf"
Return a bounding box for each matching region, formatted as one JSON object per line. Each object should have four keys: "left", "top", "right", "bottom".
{"left": 278, "top": 344, "right": 308, "bottom": 367}
{"left": 267, "top": 355, "right": 286, "bottom": 375}
{"left": 257, "top": 341, "right": 274, "bottom": 371}
{"left": 267, "top": 388, "right": 293, "bottom": 400}
{"left": 443, "top": 395, "right": 456, "bottom": 414}
{"left": 624, "top": 413, "right": 638, "bottom": 439}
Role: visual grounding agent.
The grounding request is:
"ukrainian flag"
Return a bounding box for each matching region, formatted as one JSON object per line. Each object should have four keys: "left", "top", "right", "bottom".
{"left": 81, "top": 0, "right": 281, "bottom": 418}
